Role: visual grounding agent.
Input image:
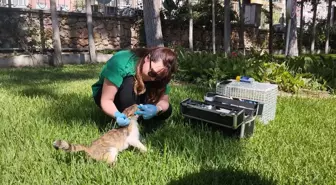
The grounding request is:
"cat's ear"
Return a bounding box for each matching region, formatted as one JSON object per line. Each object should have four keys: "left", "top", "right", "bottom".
{"left": 123, "top": 104, "right": 139, "bottom": 117}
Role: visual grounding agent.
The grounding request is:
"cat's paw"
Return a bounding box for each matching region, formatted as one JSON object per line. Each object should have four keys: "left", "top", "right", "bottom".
{"left": 140, "top": 147, "right": 147, "bottom": 153}
{"left": 53, "top": 140, "right": 61, "bottom": 149}
{"left": 108, "top": 161, "right": 117, "bottom": 168}
{"left": 53, "top": 140, "right": 69, "bottom": 150}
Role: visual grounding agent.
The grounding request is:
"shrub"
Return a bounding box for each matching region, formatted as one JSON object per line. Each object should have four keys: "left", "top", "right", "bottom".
{"left": 174, "top": 48, "right": 334, "bottom": 93}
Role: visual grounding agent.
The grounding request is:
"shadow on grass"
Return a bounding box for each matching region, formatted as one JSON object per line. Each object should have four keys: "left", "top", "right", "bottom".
{"left": 141, "top": 118, "right": 249, "bottom": 166}
{"left": 0, "top": 64, "right": 114, "bottom": 131}
{"left": 0, "top": 64, "right": 103, "bottom": 88}
{"left": 18, "top": 86, "right": 112, "bottom": 132}
{"left": 167, "top": 167, "right": 277, "bottom": 185}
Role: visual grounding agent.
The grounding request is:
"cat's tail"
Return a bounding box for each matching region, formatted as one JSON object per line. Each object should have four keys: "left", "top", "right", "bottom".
{"left": 53, "top": 139, "right": 89, "bottom": 153}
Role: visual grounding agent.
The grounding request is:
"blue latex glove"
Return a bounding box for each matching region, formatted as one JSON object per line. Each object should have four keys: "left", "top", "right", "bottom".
{"left": 114, "top": 111, "right": 130, "bottom": 127}
{"left": 135, "top": 104, "right": 157, "bottom": 120}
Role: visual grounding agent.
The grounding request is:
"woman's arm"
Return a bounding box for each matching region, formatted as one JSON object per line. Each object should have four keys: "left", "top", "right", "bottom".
{"left": 156, "top": 94, "right": 170, "bottom": 114}
{"left": 100, "top": 78, "right": 119, "bottom": 118}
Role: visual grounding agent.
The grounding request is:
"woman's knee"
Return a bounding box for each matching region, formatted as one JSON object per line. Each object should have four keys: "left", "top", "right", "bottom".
{"left": 154, "top": 103, "right": 173, "bottom": 120}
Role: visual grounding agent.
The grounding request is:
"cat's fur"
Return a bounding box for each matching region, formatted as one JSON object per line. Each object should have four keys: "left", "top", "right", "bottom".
{"left": 53, "top": 104, "right": 147, "bottom": 166}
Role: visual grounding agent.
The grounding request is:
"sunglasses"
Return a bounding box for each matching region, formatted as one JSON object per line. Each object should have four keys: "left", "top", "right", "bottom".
{"left": 147, "top": 56, "right": 166, "bottom": 81}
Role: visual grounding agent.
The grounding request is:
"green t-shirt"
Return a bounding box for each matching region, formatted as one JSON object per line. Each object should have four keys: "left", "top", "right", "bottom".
{"left": 92, "top": 50, "right": 171, "bottom": 98}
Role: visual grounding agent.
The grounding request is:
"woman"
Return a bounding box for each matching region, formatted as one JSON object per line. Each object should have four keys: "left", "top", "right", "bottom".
{"left": 91, "top": 47, "right": 178, "bottom": 127}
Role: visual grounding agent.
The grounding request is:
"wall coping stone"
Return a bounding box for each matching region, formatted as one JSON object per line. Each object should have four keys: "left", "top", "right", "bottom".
{"left": 0, "top": 7, "right": 138, "bottom": 21}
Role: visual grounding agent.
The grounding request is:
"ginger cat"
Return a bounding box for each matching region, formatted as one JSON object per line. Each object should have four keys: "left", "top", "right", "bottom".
{"left": 53, "top": 104, "right": 147, "bottom": 166}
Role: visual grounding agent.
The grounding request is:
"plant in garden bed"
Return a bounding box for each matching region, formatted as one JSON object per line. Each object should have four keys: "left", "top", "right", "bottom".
{"left": 174, "top": 48, "right": 333, "bottom": 94}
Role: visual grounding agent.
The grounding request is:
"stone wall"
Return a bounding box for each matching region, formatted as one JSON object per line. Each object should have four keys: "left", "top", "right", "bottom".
{"left": 0, "top": 8, "right": 140, "bottom": 52}
{"left": 161, "top": 20, "right": 269, "bottom": 51}
{"left": 0, "top": 7, "right": 268, "bottom": 53}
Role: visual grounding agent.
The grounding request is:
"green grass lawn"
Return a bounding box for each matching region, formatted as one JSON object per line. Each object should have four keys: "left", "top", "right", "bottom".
{"left": 0, "top": 64, "right": 335, "bottom": 185}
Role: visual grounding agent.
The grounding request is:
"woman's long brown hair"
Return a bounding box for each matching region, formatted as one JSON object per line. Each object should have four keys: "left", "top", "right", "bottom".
{"left": 130, "top": 47, "right": 177, "bottom": 104}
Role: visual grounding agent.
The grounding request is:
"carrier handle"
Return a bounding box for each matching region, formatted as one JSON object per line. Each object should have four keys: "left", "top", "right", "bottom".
{"left": 244, "top": 115, "right": 257, "bottom": 124}
{"left": 219, "top": 113, "right": 228, "bottom": 117}
{"left": 186, "top": 104, "right": 231, "bottom": 117}
{"left": 186, "top": 104, "right": 204, "bottom": 110}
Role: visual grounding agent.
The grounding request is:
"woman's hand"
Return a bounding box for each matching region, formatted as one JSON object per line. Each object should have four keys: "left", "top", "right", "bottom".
{"left": 135, "top": 104, "right": 158, "bottom": 120}
{"left": 114, "top": 111, "right": 130, "bottom": 126}
{"left": 136, "top": 94, "right": 170, "bottom": 120}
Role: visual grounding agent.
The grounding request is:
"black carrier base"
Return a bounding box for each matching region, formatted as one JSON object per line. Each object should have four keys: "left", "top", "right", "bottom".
{"left": 180, "top": 93, "right": 260, "bottom": 138}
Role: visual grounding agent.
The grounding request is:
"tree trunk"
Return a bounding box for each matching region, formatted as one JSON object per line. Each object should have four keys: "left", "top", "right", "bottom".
{"left": 143, "top": 0, "right": 164, "bottom": 47}
{"left": 269, "top": 0, "right": 273, "bottom": 55}
{"left": 131, "top": 0, "right": 137, "bottom": 8}
{"left": 50, "top": 0, "right": 62, "bottom": 66}
{"left": 188, "top": 0, "right": 193, "bottom": 51}
{"left": 239, "top": 0, "right": 245, "bottom": 54}
{"left": 288, "top": 0, "right": 298, "bottom": 56}
{"left": 224, "top": 0, "right": 231, "bottom": 55}
{"left": 325, "top": 0, "right": 333, "bottom": 54}
{"left": 212, "top": 0, "right": 216, "bottom": 54}
{"left": 299, "top": 0, "right": 304, "bottom": 55}
{"left": 86, "top": 0, "right": 96, "bottom": 63}
{"left": 310, "top": 0, "right": 317, "bottom": 54}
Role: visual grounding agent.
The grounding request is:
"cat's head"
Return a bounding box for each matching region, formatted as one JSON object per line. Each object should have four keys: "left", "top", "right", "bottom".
{"left": 123, "top": 104, "right": 139, "bottom": 120}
